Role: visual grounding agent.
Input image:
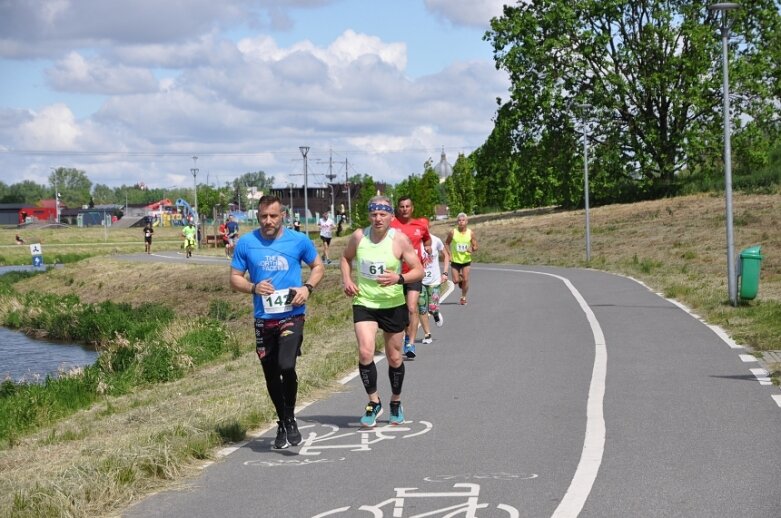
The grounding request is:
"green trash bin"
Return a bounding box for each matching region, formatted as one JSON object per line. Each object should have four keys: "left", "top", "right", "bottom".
{"left": 738, "top": 245, "right": 763, "bottom": 300}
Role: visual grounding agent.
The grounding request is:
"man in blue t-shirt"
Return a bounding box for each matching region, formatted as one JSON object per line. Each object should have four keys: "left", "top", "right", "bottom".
{"left": 226, "top": 216, "right": 240, "bottom": 247}
{"left": 230, "top": 195, "right": 324, "bottom": 449}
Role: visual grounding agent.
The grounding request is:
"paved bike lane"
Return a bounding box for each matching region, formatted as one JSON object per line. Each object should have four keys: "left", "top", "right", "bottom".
{"left": 125, "top": 265, "right": 781, "bottom": 517}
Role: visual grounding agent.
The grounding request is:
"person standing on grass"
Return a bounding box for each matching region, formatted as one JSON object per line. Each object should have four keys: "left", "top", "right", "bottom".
{"left": 143, "top": 220, "right": 154, "bottom": 254}
{"left": 446, "top": 212, "right": 478, "bottom": 305}
{"left": 230, "top": 195, "right": 324, "bottom": 449}
{"left": 390, "top": 196, "right": 431, "bottom": 359}
{"left": 417, "top": 233, "right": 450, "bottom": 344}
{"left": 318, "top": 210, "right": 336, "bottom": 264}
{"left": 341, "top": 195, "right": 424, "bottom": 427}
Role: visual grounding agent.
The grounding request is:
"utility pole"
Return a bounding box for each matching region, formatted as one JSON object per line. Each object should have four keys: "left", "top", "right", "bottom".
{"left": 326, "top": 149, "right": 336, "bottom": 217}
{"left": 51, "top": 168, "right": 61, "bottom": 224}
{"left": 345, "top": 157, "right": 351, "bottom": 224}
{"left": 709, "top": 2, "right": 740, "bottom": 306}
{"left": 191, "top": 156, "right": 199, "bottom": 249}
{"left": 576, "top": 104, "right": 592, "bottom": 263}
{"left": 299, "top": 146, "right": 310, "bottom": 236}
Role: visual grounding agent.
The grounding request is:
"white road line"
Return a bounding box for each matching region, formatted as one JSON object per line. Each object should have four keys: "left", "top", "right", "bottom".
{"left": 750, "top": 368, "right": 772, "bottom": 386}
{"left": 705, "top": 324, "right": 744, "bottom": 349}
{"left": 772, "top": 395, "right": 781, "bottom": 408}
{"left": 478, "top": 267, "right": 606, "bottom": 518}
{"left": 739, "top": 354, "right": 758, "bottom": 363}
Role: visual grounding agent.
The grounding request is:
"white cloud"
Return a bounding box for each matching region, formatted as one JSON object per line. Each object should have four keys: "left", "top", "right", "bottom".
{"left": 0, "top": 1, "right": 511, "bottom": 189}
{"left": 17, "top": 104, "right": 82, "bottom": 150}
{"left": 424, "top": 0, "right": 506, "bottom": 28}
{"left": 47, "top": 52, "right": 159, "bottom": 94}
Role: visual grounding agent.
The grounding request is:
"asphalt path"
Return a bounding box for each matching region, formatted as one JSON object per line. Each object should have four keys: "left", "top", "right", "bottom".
{"left": 125, "top": 262, "right": 781, "bottom": 517}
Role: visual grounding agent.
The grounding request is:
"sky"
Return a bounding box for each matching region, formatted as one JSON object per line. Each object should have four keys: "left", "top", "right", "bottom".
{"left": 0, "top": 0, "right": 512, "bottom": 192}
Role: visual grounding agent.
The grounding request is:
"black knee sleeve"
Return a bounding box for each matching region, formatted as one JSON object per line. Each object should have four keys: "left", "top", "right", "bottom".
{"left": 389, "top": 363, "right": 405, "bottom": 396}
{"left": 359, "top": 361, "right": 377, "bottom": 394}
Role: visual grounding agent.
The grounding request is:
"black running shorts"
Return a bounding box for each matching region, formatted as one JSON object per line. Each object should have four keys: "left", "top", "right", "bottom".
{"left": 353, "top": 304, "right": 408, "bottom": 333}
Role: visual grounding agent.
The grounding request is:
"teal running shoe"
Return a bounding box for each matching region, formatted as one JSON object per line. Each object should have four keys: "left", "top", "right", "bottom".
{"left": 403, "top": 336, "right": 416, "bottom": 359}
{"left": 360, "top": 401, "right": 383, "bottom": 427}
{"left": 389, "top": 402, "right": 404, "bottom": 425}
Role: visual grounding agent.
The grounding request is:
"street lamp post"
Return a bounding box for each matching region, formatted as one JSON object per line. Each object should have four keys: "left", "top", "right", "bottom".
{"left": 299, "top": 146, "right": 310, "bottom": 236}
{"left": 577, "top": 103, "right": 592, "bottom": 263}
{"left": 191, "top": 156, "right": 199, "bottom": 249}
{"left": 345, "top": 158, "right": 352, "bottom": 224}
{"left": 289, "top": 183, "right": 294, "bottom": 224}
{"left": 50, "top": 167, "right": 61, "bottom": 224}
{"left": 709, "top": 2, "right": 739, "bottom": 306}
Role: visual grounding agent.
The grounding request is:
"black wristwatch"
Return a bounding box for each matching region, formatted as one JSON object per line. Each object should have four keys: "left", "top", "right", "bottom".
{"left": 304, "top": 283, "right": 314, "bottom": 294}
{"left": 396, "top": 274, "right": 405, "bottom": 285}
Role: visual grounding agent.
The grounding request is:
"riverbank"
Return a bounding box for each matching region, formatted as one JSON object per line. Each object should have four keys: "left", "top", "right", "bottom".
{"left": 0, "top": 191, "right": 778, "bottom": 517}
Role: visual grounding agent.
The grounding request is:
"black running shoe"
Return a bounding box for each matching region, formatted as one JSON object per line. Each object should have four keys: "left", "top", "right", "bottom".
{"left": 284, "top": 417, "right": 302, "bottom": 446}
{"left": 273, "top": 420, "right": 289, "bottom": 449}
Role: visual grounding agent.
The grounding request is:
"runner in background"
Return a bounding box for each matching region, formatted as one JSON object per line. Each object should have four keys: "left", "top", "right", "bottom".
{"left": 445, "top": 213, "right": 478, "bottom": 305}
{"left": 390, "top": 196, "right": 431, "bottom": 359}
{"left": 317, "top": 210, "right": 336, "bottom": 264}
{"left": 417, "top": 233, "right": 450, "bottom": 344}
{"left": 143, "top": 220, "right": 154, "bottom": 254}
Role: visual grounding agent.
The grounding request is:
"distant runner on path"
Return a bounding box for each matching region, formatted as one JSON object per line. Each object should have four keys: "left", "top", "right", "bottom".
{"left": 446, "top": 212, "right": 477, "bottom": 306}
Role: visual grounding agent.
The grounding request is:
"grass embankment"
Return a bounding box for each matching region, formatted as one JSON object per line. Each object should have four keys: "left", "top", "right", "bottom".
{"left": 0, "top": 191, "right": 779, "bottom": 517}
{"left": 0, "top": 225, "right": 190, "bottom": 265}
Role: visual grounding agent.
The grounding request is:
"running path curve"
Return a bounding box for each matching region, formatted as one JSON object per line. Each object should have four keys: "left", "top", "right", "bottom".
{"left": 125, "top": 264, "right": 781, "bottom": 517}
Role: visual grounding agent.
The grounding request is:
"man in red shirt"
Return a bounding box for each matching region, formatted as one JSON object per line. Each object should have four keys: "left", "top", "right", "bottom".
{"left": 390, "top": 196, "right": 432, "bottom": 358}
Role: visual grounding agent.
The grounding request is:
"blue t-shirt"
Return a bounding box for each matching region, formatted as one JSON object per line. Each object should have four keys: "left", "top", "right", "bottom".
{"left": 226, "top": 220, "right": 239, "bottom": 236}
{"left": 231, "top": 228, "right": 318, "bottom": 319}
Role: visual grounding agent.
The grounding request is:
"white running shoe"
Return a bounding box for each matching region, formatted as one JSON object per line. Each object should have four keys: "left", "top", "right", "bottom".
{"left": 433, "top": 311, "right": 444, "bottom": 327}
{"left": 421, "top": 334, "right": 432, "bottom": 344}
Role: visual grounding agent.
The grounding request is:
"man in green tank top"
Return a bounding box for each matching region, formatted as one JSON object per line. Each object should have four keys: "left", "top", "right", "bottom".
{"left": 445, "top": 212, "right": 478, "bottom": 305}
{"left": 341, "top": 195, "right": 424, "bottom": 427}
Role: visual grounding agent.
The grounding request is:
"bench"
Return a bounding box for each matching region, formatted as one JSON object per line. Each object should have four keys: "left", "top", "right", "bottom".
{"left": 205, "top": 234, "right": 226, "bottom": 247}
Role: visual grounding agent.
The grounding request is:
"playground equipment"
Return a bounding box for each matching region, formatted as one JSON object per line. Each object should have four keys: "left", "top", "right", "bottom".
{"left": 175, "top": 199, "right": 199, "bottom": 225}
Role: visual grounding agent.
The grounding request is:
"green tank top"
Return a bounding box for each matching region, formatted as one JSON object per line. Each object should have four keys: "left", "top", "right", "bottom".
{"left": 450, "top": 228, "right": 472, "bottom": 264}
{"left": 353, "top": 227, "right": 405, "bottom": 309}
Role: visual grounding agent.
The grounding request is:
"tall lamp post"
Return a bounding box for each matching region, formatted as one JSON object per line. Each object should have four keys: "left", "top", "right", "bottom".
{"left": 344, "top": 157, "right": 352, "bottom": 225}
{"left": 576, "top": 103, "right": 592, "bottom": 263}
{"left": 709, "top": 2, "right": 739, "bottom": 306}
{"left": 51, "top": 167, "right": 61, "bottom": 224}
{"left": 299, "top": 146, "right": 310, "bottom": 236}
{"left": 191, "top": 156, "right": 199, "bottom": 249}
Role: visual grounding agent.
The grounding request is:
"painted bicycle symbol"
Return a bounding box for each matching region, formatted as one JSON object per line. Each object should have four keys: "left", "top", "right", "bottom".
{"left": 297, "top": 421, "right": 433, "bottom": 457}
{"left": 312, "top": 483, "right": 519, "bottom": 517}
{"left": 243, "top": 421, "right": 434, "bottom": 468}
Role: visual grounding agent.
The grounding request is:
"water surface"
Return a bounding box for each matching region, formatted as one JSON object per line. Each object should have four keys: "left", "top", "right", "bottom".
{"left": 0, "top": 327, "right": 98, "bottom": 383}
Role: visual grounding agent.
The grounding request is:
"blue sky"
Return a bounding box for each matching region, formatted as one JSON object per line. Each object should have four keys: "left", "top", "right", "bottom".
{"left": 0, "top": 0, "right": 510, "bottom": 190}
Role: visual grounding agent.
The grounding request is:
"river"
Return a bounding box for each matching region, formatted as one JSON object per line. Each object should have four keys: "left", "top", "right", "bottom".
{"left": 0, "top": 327, "right": 99, "bottom": 383}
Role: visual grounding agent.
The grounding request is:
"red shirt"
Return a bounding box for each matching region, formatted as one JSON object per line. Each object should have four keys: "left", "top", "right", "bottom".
{"left": 390, "top": 216, "right": 431, "bottom": 273}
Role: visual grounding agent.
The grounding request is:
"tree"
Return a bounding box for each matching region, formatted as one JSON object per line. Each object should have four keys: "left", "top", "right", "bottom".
{"left": 484, "top": 0, "right": 781, "bottom": 202}
{"left": 231, "top": 171, "right": 275, "bottom": 210}
{"left": 416, "top": 166, "right": 441, "bottom": 219}
{"left": 1, "top": 180, "right": 48, "bottom": 204}
{"left": 92, "top": 184, "right": 116, "bottom": 205}
{"left": 446, "top": 154, "right": 477, "bottom": 215}
{"left": 351, "top": 175, "right": 378, "bottom": 228}
{"left": 49, "top": 168, "right": 92, "bottom": 208}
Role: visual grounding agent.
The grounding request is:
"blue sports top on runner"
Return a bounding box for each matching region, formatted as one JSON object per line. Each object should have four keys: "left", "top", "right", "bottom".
{"left": 231, "top": 228, "right": 318, "bottom": 319}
